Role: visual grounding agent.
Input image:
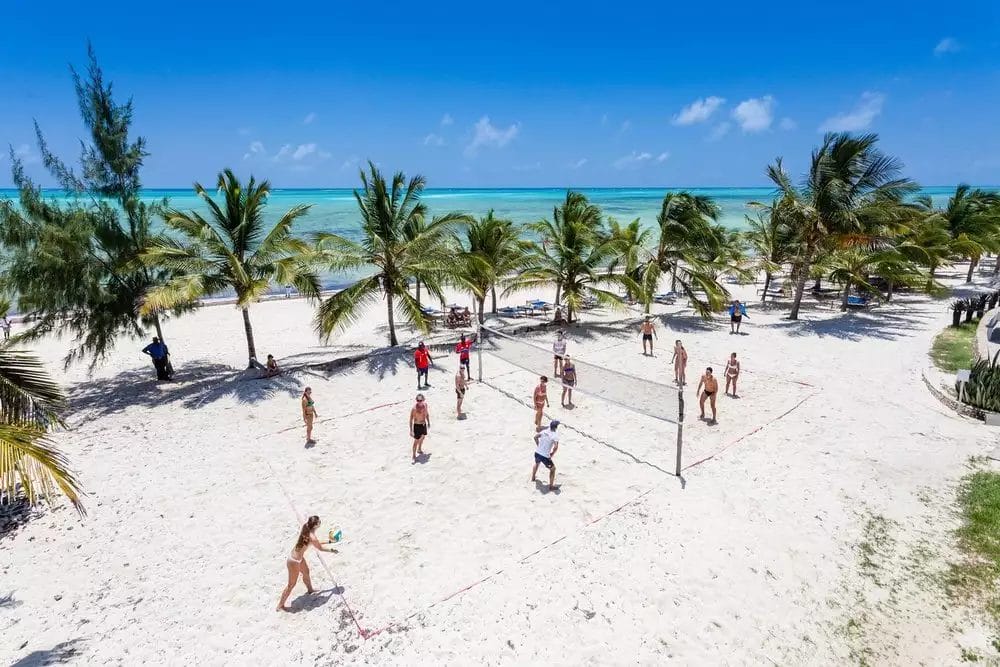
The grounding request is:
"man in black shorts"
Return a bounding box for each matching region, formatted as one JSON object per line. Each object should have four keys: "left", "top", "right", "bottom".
{"left": 531, "top": 420, "right": 560, "bottom": 491}
{"left": 696, "top": 367, "right": 719, "bottom": 423}
{"left": 640, "top": 316, "right": 657, "bottom": 356}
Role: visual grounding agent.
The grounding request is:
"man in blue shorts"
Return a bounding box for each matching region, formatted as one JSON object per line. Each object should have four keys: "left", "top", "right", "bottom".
{"left": 531, "top": 420, "right": 560, "bottom": 491}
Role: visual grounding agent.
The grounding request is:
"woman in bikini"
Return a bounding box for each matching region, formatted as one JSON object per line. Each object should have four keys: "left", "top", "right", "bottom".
{"left": 724, "top": 352, "right": 741, "bottom": 397}
{"left": 410, "top": 393, "right": 430, "bottom": 462}
{"left": 276, "top": 515, "right": 338, "bottom": 612}
{"left": 671, "top": 340, "right": 688, "bottom": 385}
{"left": 301, "top": 387, "right": 317, "bottom": 444}
{"left": 561, "top": 355, "right": 577, "bottom": 408}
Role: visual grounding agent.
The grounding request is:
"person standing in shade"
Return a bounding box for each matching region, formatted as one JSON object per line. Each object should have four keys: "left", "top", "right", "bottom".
{"left": 560, "top": 355, "right": 577, "bottom": 408}
{"left": 410, "top": 393, "right": 430, "bottom": 462}
{"left": 531, "top": 420, "right": 561, "bottom": 491}
{"left": 301, "top": 387, "right": 317, "bottom": 444}
{"left": 671, "top": 340, "right": 688, "bottom": 386}
{"left": 455, "top": 366, "right": 467, "bottom": 418}
{"left": 141, "top": 336, "right": 171, "bottom": 381}
{"left": 533, "top": 376, "right": 549, "bottom": 427}
{"left": 724, "top": 352, "right": 741, "bottom": 397}
{"left": 455, "top": 334, "right": 473, "bottom": 382}
{"left": 697, "top": 367, "right": 719, "bottom": 423}
{"left": 640, "top": 316, "right": 657, "bottom": 356}
{"left": 1, "top": 316, "right": 10, "bottom": 341}
{"left": 729, "top": 300, "right": 748, "bottom": 334}
{"left": 414, "top": 341, "right": 433, "bottom": 389}
{"left": 552, "top": 331, "right": 567, "bottom": 377}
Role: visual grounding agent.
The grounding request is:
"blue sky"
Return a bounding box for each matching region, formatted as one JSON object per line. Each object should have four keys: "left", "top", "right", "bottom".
{"left": 1, "top": 0, "right": 998, "bottom": 188}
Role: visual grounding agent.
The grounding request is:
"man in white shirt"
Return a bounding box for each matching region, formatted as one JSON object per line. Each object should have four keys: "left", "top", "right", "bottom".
{"left": 552, "top": 331, "right": 567, "bottom": 377}
{"left": 531, "top": 420, "right": 561, "bottom": 491}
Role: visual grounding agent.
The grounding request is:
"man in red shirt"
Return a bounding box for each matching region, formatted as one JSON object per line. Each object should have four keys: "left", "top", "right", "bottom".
{"left": 414, "top": 341, "right": 433, "bottom": 389}
{"left": 455, "top": 334, "right": 473, "bottom": 381}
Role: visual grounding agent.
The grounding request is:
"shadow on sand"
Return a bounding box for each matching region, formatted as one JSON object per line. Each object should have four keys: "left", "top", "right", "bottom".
{"left": 11, "top": 639, "right": 86, "bottom": 667}
{"left": 765, "top": 306, "right": 935, "bottom": 342}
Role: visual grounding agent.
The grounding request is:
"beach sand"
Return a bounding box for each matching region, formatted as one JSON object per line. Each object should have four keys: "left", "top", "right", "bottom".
{"left": 2, "top": 271, "right": 998, "bottom": 665}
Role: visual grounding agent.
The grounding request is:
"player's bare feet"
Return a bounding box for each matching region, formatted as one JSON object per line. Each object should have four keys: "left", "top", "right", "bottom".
{"left": 277, "top": 605, "right": 291, "bottom": 612}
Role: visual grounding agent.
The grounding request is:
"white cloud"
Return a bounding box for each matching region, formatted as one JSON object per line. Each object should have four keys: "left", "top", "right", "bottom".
{"left": 465, "top": 116, "right": 520, "bottom": 156}
{"left": 619, "top": 119, "right": 632, "bottom": 134}
{"left": 613, "top": 151, "right": 653, "bottom": 170}
{"left": 273, "top": 144, "right": 293, "bottom": 162}
{"left": 292, "top": 143, "right": 317, "bottom": 160}
{"left": 340, "top": 156, "right": 360, "bottom": 171}
{"left": 934, "top": 37, "right": 960, "bottom": 56}
{"left": 570, "top": 158, "right": 588, "bottom": 169}
{"left": 732, "top": 96, "right": 775, "bottom": 133}
{"left": 818, "top": 92, "right": 885, "bottom": 132}
{"left": 243, "top": 141, "right": 266, "bottom": 160}
{"left": 303, "top": 112, "right": 317, "bottom": 125}
{"left": 423, "top": 133, "right": 445, "bottom": 147}
{"left": 708, "top": 122, "right": 731, "bottom": 142}
{"left": 656, "top": 151, "right": 670, "bottom": 163}
{"left": 779, "top": 117, "right": 797, "bottom": 131}
{"left": 672, "top": 96, "right": 725, "bottom": 126}
{"left": 440, "top": 113, "right": 454, "bottom": 126}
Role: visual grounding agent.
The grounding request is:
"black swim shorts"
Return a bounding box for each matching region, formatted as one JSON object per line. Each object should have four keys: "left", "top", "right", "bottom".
{"left": 413, "top": 424, "right": 427, "bottom": 438}
{"left": 534, "top": 452, "right": 554, "bottom": 468}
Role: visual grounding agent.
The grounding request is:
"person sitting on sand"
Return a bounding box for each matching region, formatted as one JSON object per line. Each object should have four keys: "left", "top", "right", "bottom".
{"left": 455, "top": 366, "right": 467, "bottom": 418}
{"left": 301, "top": 387, "right": 317, "bottom": 444}
{"left": 724, "top": 352, "right": 741, "bottom": 397}
{"left": 265, "top": 354, "right": 281, "bottom": 377}
{"left": 561, "top": 355, "right": 577, "bottom": 408}
{"left": 640, "top": 316, "right": 657, "bottom": 356}
{"left": 553, "top": 307, "right": 566, "bottom": 324}
{"left": 552, "top": 331, "right": 566, "bottom": 377}
{"left": 410, "top": 393, "right": 430, "bottom": 462}
{"left": 533, "top": 376, "right": 549, "bottom": 427}
{"left": 697, "top": 367, "right": 718, "bottom": 423}
{"left": 729, "top": 300, "right": 748, "bottom": 335}
{"left": 414, "top": 341, "right": 433, "bottom": 390}
{"left": 531, "top": 420, "right": 560, "bottom": 492}
{"left": 552, "top": 331, "right": 567, "bottom": 377}
{"left": 671, "top": 340, "right": 688, "bottom": 386}
{"left": 276, "top": 515, "right": 338, "bottom": 612}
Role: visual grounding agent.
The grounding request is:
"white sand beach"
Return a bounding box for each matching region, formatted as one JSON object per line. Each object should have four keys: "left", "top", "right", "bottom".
{"left": 2, "top": 270, "right": 998, "bottom": 665}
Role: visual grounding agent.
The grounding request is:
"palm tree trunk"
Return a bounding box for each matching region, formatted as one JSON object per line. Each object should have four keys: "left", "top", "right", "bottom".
{"left": 477, "top": 296, "right": 486, "bottom": 324}
{"left": 415, "top": 279, "right": 421, "bottom": 310}
{"left": 491, "top": 286, "right": 498, "bottom": 313}
{"left": 386, "top": 290, "right": 398, "bottom": 346}
{"left": 966, "top": 258, "right": 977, "bottom": 283}
{"left": 840, "top": 278, "right": 852, "bottom": 311}
{"left": 813, "top": 277, "right": 821, "bottom": 291}
{"left": 554, "top": 284, "right": 561, "bottom": 307}
{"left": 789, "top": 252, "right": 814, "bottom": 321}
{"left": 670, "top": 265, "right": 678, "bottom": 292}
{"left": 241, "top": 307, "right": 257, "bottom": 367}
{"left": 761, "top": 272, "right": 772, "bottom": 303}
{"left": 886, "top": 280, "right": 894, "bottom": 302}
{"left": 152, "top": 312, "right": 165, "bottom": 342}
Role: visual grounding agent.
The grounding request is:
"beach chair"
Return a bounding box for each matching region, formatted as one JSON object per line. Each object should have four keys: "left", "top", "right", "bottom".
{"left": 845, "top": 295, "right": 871, "bottom": 309}
{"left": 653, "top": 292, "right": 678, "bottom": 304}
{"left": 498, "top": 306, "right": 521, "bottom": 318}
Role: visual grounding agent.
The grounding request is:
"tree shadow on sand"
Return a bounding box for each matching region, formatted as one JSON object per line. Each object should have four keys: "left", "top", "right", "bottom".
{"left": 11, "top": 639, "right": 85, "bottom": 667}
{"left": 765, "top": 307, "right": 934, "bottom": 342}
{"left": 67, "top": 361, "right": 307, "bottom": 421}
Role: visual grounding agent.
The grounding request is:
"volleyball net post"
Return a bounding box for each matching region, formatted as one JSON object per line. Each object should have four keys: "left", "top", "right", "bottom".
{"left": 477, "top": 323, "right": 683, "bottom": 476}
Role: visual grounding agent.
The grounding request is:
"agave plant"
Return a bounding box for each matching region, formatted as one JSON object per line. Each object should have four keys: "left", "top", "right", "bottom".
{"left": 989, "top": 291, "right": 1000, "bottom": 310}
{"left": 959, "top": 353, "right": 1000, "bottom": 413}
{"left": 951, "top": 299, "right": 965, "bottom": 328}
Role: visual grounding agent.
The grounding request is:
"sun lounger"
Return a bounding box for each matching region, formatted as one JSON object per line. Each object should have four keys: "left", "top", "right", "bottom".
{"left": 498, "top": 306, "right": 521, "bottom": 318}
{"left": 845, "top": 295, "right": 871, "bottom": 309}
{"left": 653, "top": 292, "right": 678, "bottom": 304}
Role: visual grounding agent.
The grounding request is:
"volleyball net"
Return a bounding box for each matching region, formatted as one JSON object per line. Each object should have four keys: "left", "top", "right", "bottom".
{"left": 476, "top": 323, "right": 686, "bottom": 474}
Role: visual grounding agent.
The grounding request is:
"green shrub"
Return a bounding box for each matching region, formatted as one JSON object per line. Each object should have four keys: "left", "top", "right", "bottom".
{"left": 960, "top": 352, "right": 1000, "bottom": 413}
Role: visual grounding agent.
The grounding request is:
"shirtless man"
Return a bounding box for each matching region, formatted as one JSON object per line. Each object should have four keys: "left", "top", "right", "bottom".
{"left": 670, "top": 340, "right": 688, "bottom": 385}
{"left": 640, "top": 316, "right": 657, "bottom": 356}
{"left": 409, "top": 393, "right": 430, "bottom": 462}
{"left": 533, "top": 376, "right": 550, "bottom": 427}
{"left": 724, "top": 352, "right": 741, "bottom": 397}
{"left": 552, "top": 331, "right": 567, "bottom": 377}
{"left": 697, "top": 367, "right": 719, "bottom": 423}
{"left": 455, "top": 366, "right": 468, "bottom": 418}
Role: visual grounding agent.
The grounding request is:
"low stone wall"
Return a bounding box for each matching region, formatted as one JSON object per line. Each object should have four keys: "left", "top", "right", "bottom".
{"left": 921, "top": 366, "right": 987, "bottom": 421}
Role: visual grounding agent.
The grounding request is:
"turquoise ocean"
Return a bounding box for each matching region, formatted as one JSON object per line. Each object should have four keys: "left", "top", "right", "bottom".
{"left": 0, "top": 186, "right": 966, "bottom": 290}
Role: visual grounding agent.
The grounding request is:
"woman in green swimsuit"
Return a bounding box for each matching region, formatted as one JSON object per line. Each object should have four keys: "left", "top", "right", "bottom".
{"left": 301, "top": 387, "right": 318, "bottom": 444}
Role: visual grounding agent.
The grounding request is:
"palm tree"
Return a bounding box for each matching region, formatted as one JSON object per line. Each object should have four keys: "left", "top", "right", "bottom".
{"left": 745, "top": 200, "right": 796, "bottom": 302}
{"left": 519, "top": 192, "right": 633, "bottom": 322}
{"left": 452, "top": 211, "right": 532, "bottom": 322}
{"left": 765, "top": 133, "right": 917, "bottom": 320}
{"left": 141, "top": 170, "right": 320, "bottom": 367}
{"left": 827, "top": 247, "right": 925, "bottom": 310}
{"left": 913, "top": 185, "right": 1000, "bottom": 283}
{"left": 630, "top": 192, "right": 729, "bottom": 316}
{"left": 606, "top": 217, "right": 653, "bottom": 303}
{"left": 314, "top": 162, "right": 470, "bottom": 346}
{"left": 0, "top": 348, "right": 83, "bottom": 512}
